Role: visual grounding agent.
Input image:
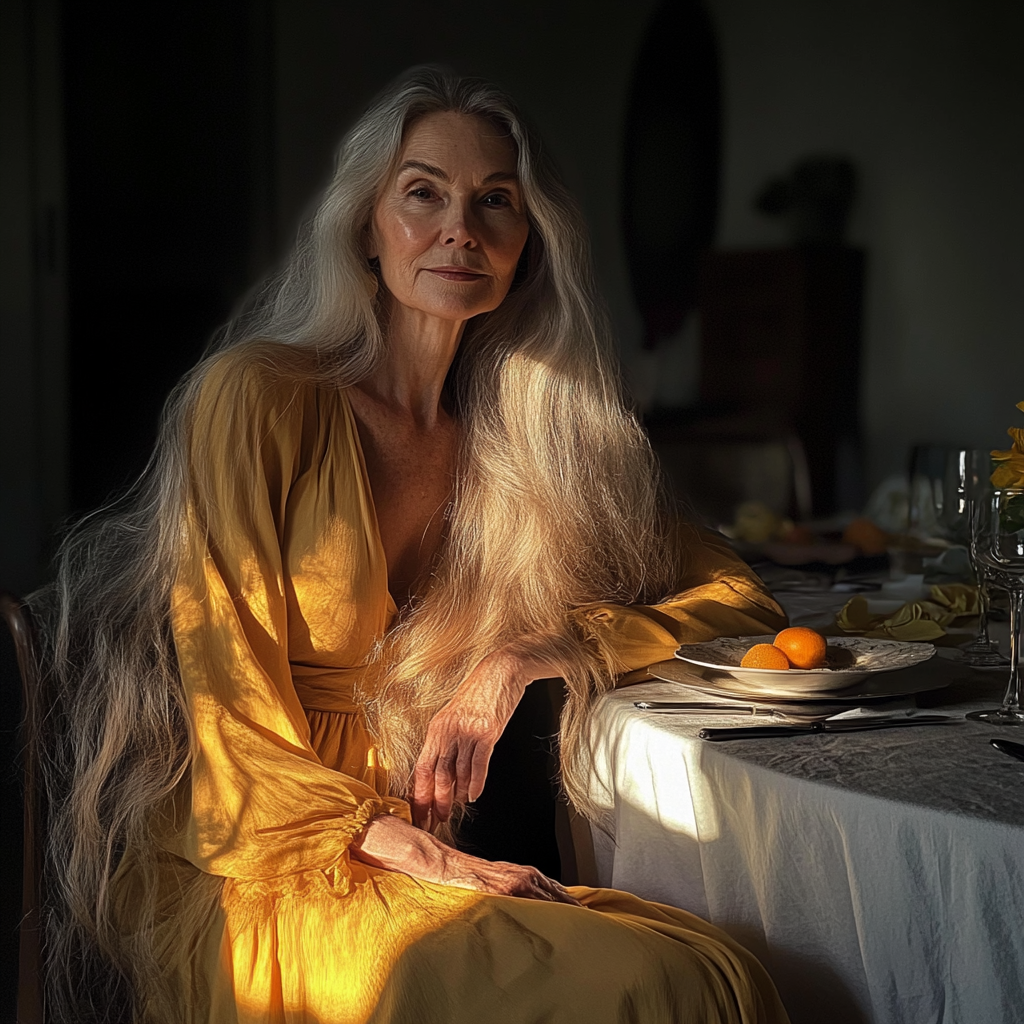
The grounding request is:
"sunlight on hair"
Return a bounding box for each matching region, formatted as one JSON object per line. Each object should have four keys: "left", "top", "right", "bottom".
{"left": 35, "top": 66, "right": 686, "bottom": 1019}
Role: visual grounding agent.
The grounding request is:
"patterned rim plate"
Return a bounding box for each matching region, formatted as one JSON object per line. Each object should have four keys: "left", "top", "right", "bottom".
{"left": 669, "top": 635, "right": 936, "bottom": 698}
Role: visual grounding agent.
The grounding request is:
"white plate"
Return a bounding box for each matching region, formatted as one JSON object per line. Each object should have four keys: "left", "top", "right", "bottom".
{"left": 647, "top": 659, "right": 950, "bottom": 704}
{"left": 673, "top": 635, "right": 936, "bottom": 698}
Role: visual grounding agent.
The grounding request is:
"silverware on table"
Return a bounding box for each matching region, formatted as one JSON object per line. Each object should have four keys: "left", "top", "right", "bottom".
{"left": 633, "top": 701, "right": 783, "bottom": 717}
{"left": 990, "top": 738, "right": 1024, "bottom": 764}
{"left": 699, "top": 714, "right": 953, "bottom": 742}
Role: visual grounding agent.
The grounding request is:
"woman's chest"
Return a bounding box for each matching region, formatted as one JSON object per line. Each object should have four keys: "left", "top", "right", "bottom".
{"left": 351, "top": 412, "right": 458, "bottom": 607}
{"left": 280, "top": 450, "right": 394, "bottom": 667}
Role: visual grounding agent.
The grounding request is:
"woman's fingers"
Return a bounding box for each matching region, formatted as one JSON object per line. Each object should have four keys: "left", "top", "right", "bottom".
{"left": 542, "top": 877, "right": 582, "bottom": 907}
{"left": 520, "top": 869, "right": 580, "bottom": 906}
{"left": 414, "top": 706, "right": 502, "bottom": 825}
{"left": 454, "top": 739, "right": 476, "bottom": 806}
{"left": 411, "top": 745, "right": 440, "bottom": 829}
{"left": 467, "top": 741, "right": 493, "bottom": 804}
{"left": 434, "top": 847, "right": 583, "bottom": 906}
{"left": 432, "top": 749, "right": 458, "bottom": 824}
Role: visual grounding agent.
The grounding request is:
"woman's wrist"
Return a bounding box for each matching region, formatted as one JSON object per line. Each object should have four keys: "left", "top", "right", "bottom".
{"left": 350, "top": 814, "right": 443, "bottom": 879}
{"left": 482, "top": 646, "right": 556, "bottom": 693}
{"left": 352, "top": 813, "right": 488, "bottom": 888}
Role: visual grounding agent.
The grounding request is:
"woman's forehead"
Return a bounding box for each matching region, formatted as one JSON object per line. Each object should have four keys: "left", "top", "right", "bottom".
{"left": 396, "top": 111, "right": 519, "bottom": 177}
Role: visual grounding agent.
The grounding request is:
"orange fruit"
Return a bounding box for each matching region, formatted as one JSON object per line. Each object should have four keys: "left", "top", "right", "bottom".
{"left": 842, "top": 517, "right": 888, "bottom": 557}
{"left": 779, "top": 523, "right": 816, "bottom": 545}
{"left": 773, "top": 627, "right": 827, "bottom": 669}
{"left": 740, "top": 644, "right": 792, "bottom": 670}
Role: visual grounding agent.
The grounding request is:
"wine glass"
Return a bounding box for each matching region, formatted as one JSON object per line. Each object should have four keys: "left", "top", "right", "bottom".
{"left": 966, "top": 488, "right": 1024, "bottom": 725}
{"left": 946, "top": 449, "right": 1009, "bottom": 667}
{"left": 908, "top": 444, "right": 948, "bottom": 540}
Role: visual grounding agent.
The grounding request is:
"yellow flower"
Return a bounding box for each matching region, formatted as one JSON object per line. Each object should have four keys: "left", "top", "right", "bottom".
{"left": 991, "top": 400, "right": 1024, "bottom": 488}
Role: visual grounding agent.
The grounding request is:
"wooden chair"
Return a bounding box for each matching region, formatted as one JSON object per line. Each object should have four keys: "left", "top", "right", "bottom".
{"left": 1, "top": 593, "right": 45, "bottom": 1024}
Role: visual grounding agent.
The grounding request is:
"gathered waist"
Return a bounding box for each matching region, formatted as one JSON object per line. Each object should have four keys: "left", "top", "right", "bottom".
{"left": 290, "top": 662, "right": 369, "bottom": 714}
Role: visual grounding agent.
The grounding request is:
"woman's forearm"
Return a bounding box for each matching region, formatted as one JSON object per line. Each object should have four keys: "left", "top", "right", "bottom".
{"left": 350, "top": 813, "right": 450, "bottom": 882}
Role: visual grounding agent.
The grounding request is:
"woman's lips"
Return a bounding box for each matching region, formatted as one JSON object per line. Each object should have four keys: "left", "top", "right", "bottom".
{"left": 425, "top": 267, "right": 486, "bottom": 282}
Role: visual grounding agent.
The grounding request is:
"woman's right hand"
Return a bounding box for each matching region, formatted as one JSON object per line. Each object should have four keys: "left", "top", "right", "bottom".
{"left": 350, "top": 812, "right": 580, "bottom": 906}
{"left": 436, "top": 850, "right": 579, "bottom": 904}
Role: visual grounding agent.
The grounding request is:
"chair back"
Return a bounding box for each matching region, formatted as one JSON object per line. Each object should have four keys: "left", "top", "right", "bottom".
{"left": 1, "top": 593, "right": 45, "bottom": 1024}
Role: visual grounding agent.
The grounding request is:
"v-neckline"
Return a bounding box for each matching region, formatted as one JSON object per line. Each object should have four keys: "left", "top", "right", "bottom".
{"left": 342, "top": 391, "right": 400, "bottom": 619}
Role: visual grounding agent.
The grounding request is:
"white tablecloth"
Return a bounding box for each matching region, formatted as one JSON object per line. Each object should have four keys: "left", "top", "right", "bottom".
{"left": 586, "top": 662, "right": 1024, "bottom": 1024}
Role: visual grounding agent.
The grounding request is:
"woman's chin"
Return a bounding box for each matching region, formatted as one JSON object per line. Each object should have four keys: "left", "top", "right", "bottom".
{"left": 393, "top": 294, "right": 503, "bottom": 325}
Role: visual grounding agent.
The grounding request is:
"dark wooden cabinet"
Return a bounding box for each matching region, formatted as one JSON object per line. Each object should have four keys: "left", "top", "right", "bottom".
{"left": 696, "top": 247, "right": 865, "bottom": 516}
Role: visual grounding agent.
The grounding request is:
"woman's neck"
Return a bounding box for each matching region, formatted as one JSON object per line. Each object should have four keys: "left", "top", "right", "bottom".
{"left": 357, "top": 299, "right": 466, "bottom": 426}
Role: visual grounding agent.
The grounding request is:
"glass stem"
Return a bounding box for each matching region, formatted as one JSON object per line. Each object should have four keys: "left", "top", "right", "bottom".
{"left": 1003, "top": 586, "right": 1024, "bottom": 715}
{"left": 978, "top": 579, "right": 992, "bottom": 643}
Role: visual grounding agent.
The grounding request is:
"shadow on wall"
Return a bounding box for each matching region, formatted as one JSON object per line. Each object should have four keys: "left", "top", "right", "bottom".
{"left": 622, "top": 0, "right": 721, "bottom": 352}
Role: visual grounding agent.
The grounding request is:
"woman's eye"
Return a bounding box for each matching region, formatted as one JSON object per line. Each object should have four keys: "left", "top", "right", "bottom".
{"left": 482, "top": 193, "right": 512, "bottom": 208}
{"left": 407, "top": 187, "right": 435, "bottom": 200}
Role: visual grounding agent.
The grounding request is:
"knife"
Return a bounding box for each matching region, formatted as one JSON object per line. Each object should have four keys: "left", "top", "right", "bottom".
{"left": 991, "top": 738, "right": 1024, "bottom": 764}
{"left": 699, "top": 714, "right": 952, "bottom": 741}
{"left": 633, "top": 701, "right": 782, "bottom": 717}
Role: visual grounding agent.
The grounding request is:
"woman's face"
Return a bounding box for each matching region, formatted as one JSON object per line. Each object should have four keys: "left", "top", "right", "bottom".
{"left": 368, "top": 111, "right": 530, "bottom": 325}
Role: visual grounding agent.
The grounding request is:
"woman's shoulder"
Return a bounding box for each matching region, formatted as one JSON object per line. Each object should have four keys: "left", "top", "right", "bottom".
{"left": 185, "top": 341, "right": 365, "bottom": 475}
{"left": 200, "top": 339, "right": 323, "bottom": 400}
{"left": 191, "top": 340, "right": 335, "bottom": 426}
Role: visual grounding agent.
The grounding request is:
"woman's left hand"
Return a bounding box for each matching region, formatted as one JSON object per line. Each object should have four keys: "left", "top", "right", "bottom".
{"left": 411, "top": 649, "right": 551, "bottom": 831}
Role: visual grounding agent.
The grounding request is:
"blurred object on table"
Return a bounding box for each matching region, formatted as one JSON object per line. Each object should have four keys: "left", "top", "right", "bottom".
{"left": 887, "top": 535, "right": 952, "bottom": 580}
{"left": 727, "top": 500, "right": 798, "bottom": 544}
{"left": 864, "top": 455, "right": 973, "bottom": 581}
{"left": 841, "top": 517, "right": 888, "bottom": 556}
{"left": 723, "top": 506, "right": 893, "bottom": 572}
{"left": 904, "top": 444, "right": 993, "bottom": 552}
{"left": 758, "top": 539, "right": 858, "bottom": 567}
{"left": 719, "top": 503, "right": 890, "bottom": 571}
{"left": 863, "top": 474, "right": 911, "bottom": 533}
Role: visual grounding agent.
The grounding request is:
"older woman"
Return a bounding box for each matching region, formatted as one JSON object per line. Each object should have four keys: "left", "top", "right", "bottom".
{"left": 43, "top": 68, "right": 789, "bottom": 1023}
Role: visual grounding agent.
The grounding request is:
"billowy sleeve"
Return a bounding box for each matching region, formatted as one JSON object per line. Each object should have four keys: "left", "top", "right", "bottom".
{"left": 573, "top": 524, "right": 787, "bottom": 675}
{"left": 167, "top": 351, "right": 409, "bottom": 881}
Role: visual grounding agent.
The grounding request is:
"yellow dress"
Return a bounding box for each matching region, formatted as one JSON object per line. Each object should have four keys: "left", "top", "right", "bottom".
{"left": 134, "top": 344, "right": 789, "bottom": 1024}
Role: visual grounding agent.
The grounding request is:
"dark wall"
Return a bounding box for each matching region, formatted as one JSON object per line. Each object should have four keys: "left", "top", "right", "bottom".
{"left": 62, "top": 0, "right": 274, "bottom": 513}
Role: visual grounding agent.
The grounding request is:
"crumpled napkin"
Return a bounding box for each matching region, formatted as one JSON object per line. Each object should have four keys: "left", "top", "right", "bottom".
{"left": 836, "top": 583, "right": 980, "bottom": 641}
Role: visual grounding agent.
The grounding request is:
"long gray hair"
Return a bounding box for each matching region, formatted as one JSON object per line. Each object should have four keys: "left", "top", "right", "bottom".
{"left": 36, "top": 66, "right": 680, "bottom": 1021}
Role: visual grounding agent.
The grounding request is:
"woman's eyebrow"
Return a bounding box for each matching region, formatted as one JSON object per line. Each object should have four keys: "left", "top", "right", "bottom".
{"left": 396, "top": 160, "right": 518, "bottom": 186}
{"left": 481, "top": 170, "right": 518, "bottom": 185}
{"left": 398, "top": 159, "right": 449, "bottom": 180}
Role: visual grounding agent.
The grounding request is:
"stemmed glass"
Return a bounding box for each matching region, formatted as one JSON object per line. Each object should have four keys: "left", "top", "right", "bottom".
{"left": 944, "top": 449, "right": 1009, "bottom": 666}
{"left": 966, "top": 488, "right": 1024, "bottom": 724}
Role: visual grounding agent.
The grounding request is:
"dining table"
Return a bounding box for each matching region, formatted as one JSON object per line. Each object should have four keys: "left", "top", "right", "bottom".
{"left": 584, "top": 595, "right": 1024, "bottom": 1024}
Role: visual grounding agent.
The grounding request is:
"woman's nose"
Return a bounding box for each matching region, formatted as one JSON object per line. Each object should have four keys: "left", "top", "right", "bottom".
{"left": 439, "top": 200, "right": 477, "bottom": 248}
